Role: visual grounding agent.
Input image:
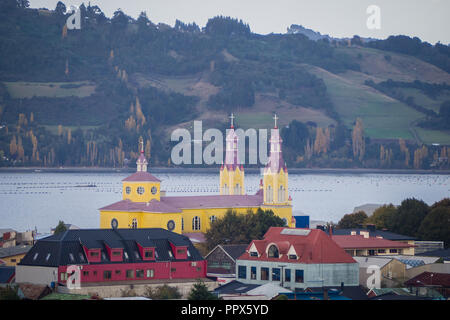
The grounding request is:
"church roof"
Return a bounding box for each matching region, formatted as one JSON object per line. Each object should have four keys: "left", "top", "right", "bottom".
{"left": 100, "top": 193, "right": 264, "bottom": 213}
{"left": 122, "top": 171, "right": 161, "bottom": 182}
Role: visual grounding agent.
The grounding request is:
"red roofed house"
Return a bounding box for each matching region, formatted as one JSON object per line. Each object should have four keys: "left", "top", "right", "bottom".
{"left": 235, "top": 227, "right": 359, "bottom": 290}
{"left": 331, "top": 232, "right": 415, "bottom": 257}
{"left": 405, "top": 272, "right": 450, "bottom": 298}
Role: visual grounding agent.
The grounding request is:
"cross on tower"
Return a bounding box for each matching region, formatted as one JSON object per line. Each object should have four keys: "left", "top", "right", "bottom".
{"left": 229, "top": 113, "right": 235, "bottom": 128}
{"left": 273, "top": 114, "right": 278, "bottom": 128}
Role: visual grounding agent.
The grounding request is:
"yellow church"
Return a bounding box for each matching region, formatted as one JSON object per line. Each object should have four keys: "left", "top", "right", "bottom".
{"left": 99, "top": 115, "right": 294, "bottom": 236}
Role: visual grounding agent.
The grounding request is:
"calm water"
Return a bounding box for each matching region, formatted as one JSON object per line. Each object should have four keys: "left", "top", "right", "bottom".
{"left": 0, "top": 171, "right": 448, "bottom": 233}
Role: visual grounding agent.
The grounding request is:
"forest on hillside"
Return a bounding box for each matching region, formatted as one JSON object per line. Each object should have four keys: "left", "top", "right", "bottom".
{"left": 0, "top": 1, "right": 449, "bottom": 169}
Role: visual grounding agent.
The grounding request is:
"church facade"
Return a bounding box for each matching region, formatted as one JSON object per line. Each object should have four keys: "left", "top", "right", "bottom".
{"left": 99, "top": 115, "right": 294, "bottom": 235}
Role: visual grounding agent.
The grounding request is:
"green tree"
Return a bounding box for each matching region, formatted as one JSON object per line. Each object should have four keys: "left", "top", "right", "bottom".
{"left": 337, "top": 211, "right": 368, "bottom": 229}
{"left": 145, "top": 284, "right": 182, "bottom": 300}
{"left": 53, "top": 220, "right": 67, "bottom": 234}
{"left": 0, "top": 285, "right": 20, "bottom": 300}
{"left": 187, "top": 280, "right": 219, "bottom": 300}
{"left": 391, "top": 198, "right": 429, "bottom": 237}
{"left": 205, "top": 208, "right": 285, "bottom": 250}
{"left": 367, "top": 204, "right": 397, "bottom": 230}
{"left": 418, "top": 199, "right": 450, "bottom": 248}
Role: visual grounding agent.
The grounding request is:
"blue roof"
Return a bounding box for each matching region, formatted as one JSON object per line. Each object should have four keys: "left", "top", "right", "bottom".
{"left": 0, "top": 266, "right": 15, "bottom": 283}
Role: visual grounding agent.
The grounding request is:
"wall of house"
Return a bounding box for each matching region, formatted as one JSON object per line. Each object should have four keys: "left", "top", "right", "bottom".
{"left": 16, "top": 265, "right": 58, "bottom": 285}
{"left": 0, "top": 253, "right": 27, "bottom": 266}
{"left": 235, "top": 260, "right": 359, "bottom": 290}
{"left": 206, "top": 247, "right": 236, "bottom": 275}
{"left": 57, "top": 279, "right": 218, "bottom": 299}
{"left": 57, "top": 260, "right": 207, "bottom": 284}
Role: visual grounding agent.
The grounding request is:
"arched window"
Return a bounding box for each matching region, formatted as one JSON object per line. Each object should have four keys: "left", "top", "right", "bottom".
{"left": 278, "top": 185, "right": 285, "bottom": 202}
{"left": 268, "top": 245, "right": 279, "bottom": 258}
{"left": 266, "top": 185, "right": 273, "bottom": 202}
{"left": 223, "top": 183, "right": 229, "bottom": 195}
{"left": 131, "top": 218, "right": 138, "bottom": 229}
{"left": 192, "top": 216, "right": 201, "bottom": 231}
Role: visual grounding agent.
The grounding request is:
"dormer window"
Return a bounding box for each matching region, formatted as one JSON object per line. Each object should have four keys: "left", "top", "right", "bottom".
{"left": 145, "top": 250, "right": 153, "bottom": 259}
{"left": 168, "top": 250, "right": 173, "bottom": 258}
{"left": 250, "top": 251, "right": 258, "bottom": 257}
{"left": 288, "top": 254, "right": 297, "bottom": 260}
{"left": 268, "top": 245, "right": 279, "bottom": 258}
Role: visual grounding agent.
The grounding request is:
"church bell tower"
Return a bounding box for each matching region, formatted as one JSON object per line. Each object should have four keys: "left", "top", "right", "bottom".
{"left": 220, "top": 113, "right": 245, "bottom": 195}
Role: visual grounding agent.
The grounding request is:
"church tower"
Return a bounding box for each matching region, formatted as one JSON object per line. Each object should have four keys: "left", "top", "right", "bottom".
{"left": 263, "top": 114, "right": 289, "bottom": 205}
{"left": 220, "top": 113, "right": 245, "bottom": 195}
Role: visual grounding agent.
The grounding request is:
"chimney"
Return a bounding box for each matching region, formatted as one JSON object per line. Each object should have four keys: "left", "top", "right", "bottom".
{"left": 360, "top": 231, "right": 369, "bottom": 239}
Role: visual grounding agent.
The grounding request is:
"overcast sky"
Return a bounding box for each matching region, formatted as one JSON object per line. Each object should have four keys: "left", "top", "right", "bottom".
{"left": 29, "top": 0, "right": 450, "bottom": 44}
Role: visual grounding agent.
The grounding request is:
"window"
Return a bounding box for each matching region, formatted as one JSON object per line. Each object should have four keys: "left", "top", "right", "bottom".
{"left": 145, "top": 250, "right": 153, "bottom": 259}
{"left": 93, "top": 271, "right": 97, "bottom": 276}
{"left": 192, "top": 216, "right": 201, "bottom": 231}
{"left": 124, "top": 251, "right": 129, "bottom": 260}
{"left": 125, "top": 186, "right": 131, "bottom": 194}
{"left": 390, "top": 249, "right": 398, "bottom": 254}
{"left": 147, "top": 269, "right": 154, "bottom": 278}
{"left": 288, "top": 254, "right": 297, "bottom": 260}
{"left": 278, "top": 185, "right": 285, "bottom": 202}
{"left": 69, "top": 253, "right": 75, "bottom": 262}
{"left": 126, "top": 270, "right": 134, "bottom": 279}
{"left": 103, "top": 271, "right": 112, "bottom": 280}
{"left": 83, "top": 271, "right": 89, "bottom": 277}
{"left": 272, "top": 268, "right": 281, "bottom": 281}
{"left": 112, "top": 251, "right": 122, "bottom": 257}
{"left": 250, "top": 251, "right": 258, "bottom": 257}
{"left": 131, "top": 218, "right": 138, "bottom": 229}
{"left": 79, "top": 253, "right": 85, "bottom": 262}
{"left": 282, "top": 218, "right": 288, "bottom": 226}
{"left": 134, "top": 251, "right": 140, "bottom": 259}
{"left": 251, "top": 267, "right": 257, "bottom": 280}
{"left": 238, "top": 266, "right": 247, "bottom": 279}
{"left": 187, "top": 250, "right": 191, "bottom": 257}
{"left": 266, "top": 186, "right": 273, "bottom": 202}
{"left": 137, "top": 186, "right": 145, "bottom": 195}
{"left": 181, "top": 218, "right": 184, "bottom": 231}
{"left": 268, "top": 245, "right": 279, "bottom": 258}
{"left": 11, "top": 259, "right": 16, "bottom": 263}
{"left": 261, "top": 267, "right": 269, "bottom": 280}
{"left": 378, "top": 249, "right": 386, "bottom": 254}
{"left": 171, "top": 268, "right": 176, "bottom": 273}
{"left": 191, "top": 262, "right": 197, "bottom": 267}
{"left": 168, "top": 250, "right": 173, "bottom": 258}
{"left": 136, "top": 269, "right": 144, "bottom": 278}
{"left": 90, "top": 251, "right": 99, "bottom": 257}
{"left": 209, "top": 216, "right": 217, "bottom": 224}
{"left": 285, "top": 269, "right": 291, "bottom": 282}
{"left": 45, "top": 253, "right": 51, "bottom": 261}
{"left": 115, "top": 270, "right": 121, "bottom": 275}
{"left": 33, "top": 253, "right": 39, "bottom": 260}
{"left": 223, "top": 183, "right": 229, "bottom": 195}
{"left": 60, "top": 272, "right": 67, "bottom": 281}
{"left": 151, "top": 186, "right": 157, "bottom": 194}
{"left": 368, "top": 250, "right": 376, "bottom": 256}
{"left": 234, "top": 184, "right": 241, "bottom": 195}
{"left": 295, "top": 270, "right": 304, "bottom": 283}
{"left": 101, "top": 252, "right": 107, "bottom": 261}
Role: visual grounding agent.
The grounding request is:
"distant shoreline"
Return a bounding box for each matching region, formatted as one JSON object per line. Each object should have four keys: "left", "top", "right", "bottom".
{"left": 1, "top": 167, "right": 449, "bottom": 175}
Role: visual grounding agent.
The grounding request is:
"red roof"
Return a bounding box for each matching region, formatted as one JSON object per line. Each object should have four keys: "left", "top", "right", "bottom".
{"left": 331, "top": 235, "right": 414, "bottom": 249}
{"left": 239, "top": 227, "right": 356, "bottom": 264}
{"left": 122, "top": 171, "right": 161, "bottom": 182}
{"left": 405, "top": 272, "right": 450, "bottom": 287}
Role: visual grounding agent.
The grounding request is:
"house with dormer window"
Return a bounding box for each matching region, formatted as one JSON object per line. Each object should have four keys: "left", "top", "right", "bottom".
{"left": 15, "top": 228, "right": 206, "bottom": 286}
{"left": 236, "top": 227, "right": 359, "bottom": 290}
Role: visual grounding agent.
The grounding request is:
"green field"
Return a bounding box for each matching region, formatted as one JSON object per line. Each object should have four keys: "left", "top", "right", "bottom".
{"left": 3, "top": 81, "right": 96, "bottom": 99}
{"left": 394, "top": 87, "right": 450, "bottom": 114}
{"left": 415, "top": 127, "right": 450, "bottom": 145}
{"left": 306, "top": 65, "right": 424, "bottom": 140}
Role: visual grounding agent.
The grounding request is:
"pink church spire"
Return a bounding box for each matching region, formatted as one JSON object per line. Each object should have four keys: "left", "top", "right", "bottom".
{"left": 222, "top": 113, "right": 241, "bottom": 170}
{"left": 264, "top": 114, "right": 286, "bottom": 173}
{"left": 136, "top": 137, "right": 148, "bottom": 172}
